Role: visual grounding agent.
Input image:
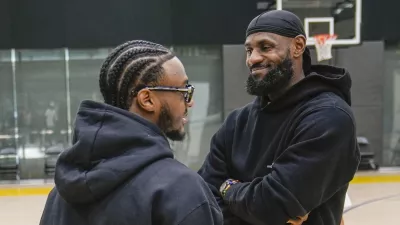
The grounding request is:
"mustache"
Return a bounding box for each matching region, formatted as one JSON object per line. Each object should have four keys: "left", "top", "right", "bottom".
{"left": 250, "top": 63, "right": 271, "bottom": 71}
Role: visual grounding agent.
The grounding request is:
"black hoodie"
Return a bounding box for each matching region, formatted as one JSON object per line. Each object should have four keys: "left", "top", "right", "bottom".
{"left": 198, "top": 65, "right": 361, "bottom": 225}
{"left": 40, "top": 100, "right": 222, "bottom": 225}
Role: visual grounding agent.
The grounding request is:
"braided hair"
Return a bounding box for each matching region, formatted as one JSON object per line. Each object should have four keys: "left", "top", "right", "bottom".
{"left": 99, "top": 40, "right": 175, "bottom": 110}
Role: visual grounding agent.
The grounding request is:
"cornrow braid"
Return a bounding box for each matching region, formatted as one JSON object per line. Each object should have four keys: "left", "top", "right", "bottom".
{"left": 99, "top": 40, "right": 175, "bottom": 110}
{"left": 99, "top": 40, "right": 159, "bottom": 103}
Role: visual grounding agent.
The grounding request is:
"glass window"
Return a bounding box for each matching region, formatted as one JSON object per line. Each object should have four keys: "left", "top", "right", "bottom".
{"left": 383, "top": 43, "right": 400, "bottom": 166}
{"left": 0, "top": 45, "right": 225, "bottom": 181}
{"left": 68, "top": 48, "right": 112, "bottom": 123}
{"left": 0, "top": 50, "right": 18, "bottom": 180}
{"left": 0, "top": 50, "right": 14, "bottom": 135}
{"left": 15, "top": 49, "right": 67, "bottom": 179}
{"left": 171, "top": 45, "right": 224, "bottom": 170}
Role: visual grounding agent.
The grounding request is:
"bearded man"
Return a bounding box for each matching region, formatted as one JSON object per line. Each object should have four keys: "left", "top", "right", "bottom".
{"left": 198, "top": 10, "right": 360, "bottom": 225}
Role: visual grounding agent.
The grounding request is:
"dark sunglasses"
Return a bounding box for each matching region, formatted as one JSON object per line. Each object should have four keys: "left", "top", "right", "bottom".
{"left": 133, "top": 84, "right": 195, "bottom": 103}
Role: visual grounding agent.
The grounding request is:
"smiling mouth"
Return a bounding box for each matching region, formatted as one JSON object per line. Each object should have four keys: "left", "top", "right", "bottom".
{"left": 252, "top": 67, "right": 266, "bottom": 71}
{"left": 251, "top": 66, "right": 269, "bottom": 74}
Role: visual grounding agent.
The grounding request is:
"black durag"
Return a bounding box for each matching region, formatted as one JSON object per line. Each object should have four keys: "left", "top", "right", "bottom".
{"left": 246, "top": 10, "right": 311, "bottom": 74}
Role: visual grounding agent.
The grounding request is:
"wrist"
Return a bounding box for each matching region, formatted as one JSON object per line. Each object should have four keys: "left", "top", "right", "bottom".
{"left": 219, "top": 179, "right": 239, "bottom": 197}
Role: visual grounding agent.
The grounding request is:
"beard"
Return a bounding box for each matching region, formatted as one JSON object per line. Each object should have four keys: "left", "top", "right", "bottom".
{"left": 157, "top": 103, "right": 186, "bottom": 141}
{"left": 245, "top": 53, "right": 294, "bottom": 97}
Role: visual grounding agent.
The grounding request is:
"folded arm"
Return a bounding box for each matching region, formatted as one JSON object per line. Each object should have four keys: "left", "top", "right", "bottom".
{"left": 222, "top": 107, "right": 360, "bottom": 225}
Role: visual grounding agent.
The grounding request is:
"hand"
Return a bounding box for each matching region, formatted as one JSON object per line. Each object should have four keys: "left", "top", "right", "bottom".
{"left": 287, "top": 213, "right": 309, "bottom": 225}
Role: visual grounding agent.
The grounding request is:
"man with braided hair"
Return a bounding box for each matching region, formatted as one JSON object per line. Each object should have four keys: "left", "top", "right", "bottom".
{"left": 40, "top": 40, "right": 223, "bottom": 225}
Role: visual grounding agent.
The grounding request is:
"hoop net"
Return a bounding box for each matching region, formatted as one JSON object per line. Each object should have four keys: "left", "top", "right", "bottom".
{"left": 313, "top": 34, "right": 337, "bottom": 62}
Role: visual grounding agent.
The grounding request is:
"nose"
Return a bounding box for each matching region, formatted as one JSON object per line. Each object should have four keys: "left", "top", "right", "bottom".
{"left": 187, "top": 99, "right": 194, "bottom": 108}
{"left": 247, "top": 50, "right": 264, "bottom": 68}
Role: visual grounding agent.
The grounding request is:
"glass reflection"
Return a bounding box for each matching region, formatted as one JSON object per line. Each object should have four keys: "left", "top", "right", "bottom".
{"left": 383, "top": 45, "right": 400, "bottom": 166}
{"left": 0, "top": 45, "right": 225, "bottom": 181}
{"left": 68, "top": 48, "right": 112, "bottom": 122}
{"left": 0, "top": 50, "right": 19, "bottom": 180}
{"left": 15, "top": 49, "right": 67, "bottom": 179}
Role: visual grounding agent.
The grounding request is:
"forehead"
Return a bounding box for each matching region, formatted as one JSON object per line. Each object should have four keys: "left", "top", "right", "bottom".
{"left": 245, "top": 32, "right": 289, "bottom": 47}
{"left": 160, "top": 56, "right": 188, "bottom": 86}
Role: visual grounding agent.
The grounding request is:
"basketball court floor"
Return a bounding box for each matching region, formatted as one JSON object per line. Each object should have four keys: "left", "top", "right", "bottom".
{"left": 0, "top": 169, "right": 399, "bottom": 225}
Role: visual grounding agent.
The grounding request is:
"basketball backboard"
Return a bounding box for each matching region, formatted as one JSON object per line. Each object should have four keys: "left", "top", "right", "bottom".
{"left": 272, "top": 0, "right": 362, "bottom": 47}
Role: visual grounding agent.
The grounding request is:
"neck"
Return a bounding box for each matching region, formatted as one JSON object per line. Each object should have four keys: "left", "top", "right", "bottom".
{"left": 267, "top": 71, "right": 305, "bottom": 101}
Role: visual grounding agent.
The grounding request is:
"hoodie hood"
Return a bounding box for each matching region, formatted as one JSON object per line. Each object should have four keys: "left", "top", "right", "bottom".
{"left": 54, "top": 100, "right": 173, "bottom": 204}
{"left": 259, "top": 64, "right": 352, "bottom": 112}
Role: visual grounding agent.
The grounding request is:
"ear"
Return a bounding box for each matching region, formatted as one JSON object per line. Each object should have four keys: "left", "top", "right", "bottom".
{"left": 136, "top": 89, "right": 156, "bottom": 112}
{"left": 292, "top": 35, "right": 307, "bottom": 59}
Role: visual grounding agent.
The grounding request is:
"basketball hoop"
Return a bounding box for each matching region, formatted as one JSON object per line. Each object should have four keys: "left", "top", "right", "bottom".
{"left": 313, "top": 34, "right": 337, "bottom": 62}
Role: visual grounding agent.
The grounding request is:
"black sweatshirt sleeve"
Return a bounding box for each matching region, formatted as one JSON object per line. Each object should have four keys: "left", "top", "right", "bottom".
{"left": 223, "top": 106, "right": 360, "bottom": 225}
{"left": 177, "top": 202, "right": 223, "bottom": 225}
{"left": 198, "top": 112, "right": 242, "bottom": 225}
